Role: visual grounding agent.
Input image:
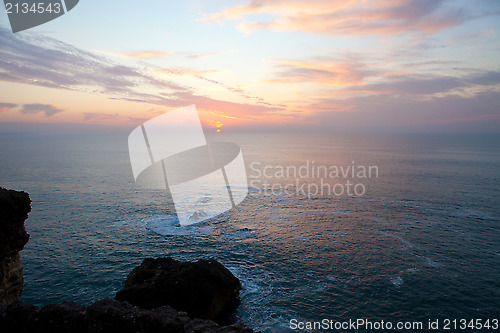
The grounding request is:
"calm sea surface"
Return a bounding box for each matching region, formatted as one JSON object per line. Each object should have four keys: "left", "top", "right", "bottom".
{"left": 0, "top": 130, "right": 499, "bottom": 332}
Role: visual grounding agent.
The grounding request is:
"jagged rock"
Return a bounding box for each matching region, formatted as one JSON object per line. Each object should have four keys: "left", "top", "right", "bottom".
{"left": 0, "top": 188, "right": 31, "bottom": 304}
{"left": 86, "top": 299, "right": 185, "bottom": 333}
{"left": 0, "top": 188, "right": 253, "bottom": 332}
{"left": 38, "top": 302, "right": 87, "bottom": 333}
{"left": 0, "top": 300, "right": 39, "bottom": 333}
{"left": 0, "top": 299, "right": 253, "bottom": 333}
{"left": 115, "top": 257, "right": 242, "bottom": 324}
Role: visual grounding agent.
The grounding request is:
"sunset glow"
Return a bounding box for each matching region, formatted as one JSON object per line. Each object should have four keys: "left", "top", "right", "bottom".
{"left": 0, "top": 2, "right": 499, "bottom": 329}
{"left": 0, "top": 0, "right": 499, "bottom": 132}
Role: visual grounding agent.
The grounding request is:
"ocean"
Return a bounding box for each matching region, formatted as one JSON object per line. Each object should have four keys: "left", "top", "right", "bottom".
{"left": 0, "top": 129, "right": 499, "bottom": 332}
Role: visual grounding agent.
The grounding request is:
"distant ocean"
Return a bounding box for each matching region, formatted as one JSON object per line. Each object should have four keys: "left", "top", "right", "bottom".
{"left": 0, "top": 129, "right": 499, "bottom": 332}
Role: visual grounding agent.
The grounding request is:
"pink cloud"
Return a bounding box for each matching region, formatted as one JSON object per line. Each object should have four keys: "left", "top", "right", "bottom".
{"left": 123, "top": 51, "right": 172, "bottom": 59}
{"left": 96, "top": 50, "right": 172, "bottom": 59}
{"left": 20, "top": 104, "right": 64, "bottom": 117}
{"left": 0, "top": 102, "right": 17, "bottom": 113}
{"left": 153, "top": 67, "right": 223, "bottom": 77}
{"left": 205, "top": 0, "right": 465, "bottom": 36}
{"left": 263, "top": 58, "right": 379, "bottom": 86}
{"left": 82, "top": 112, "right": 119, "bottom": 121}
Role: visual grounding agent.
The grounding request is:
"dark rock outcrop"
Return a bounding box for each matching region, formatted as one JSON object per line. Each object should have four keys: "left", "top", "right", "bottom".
{"left": 0, "top": 299, "right": 253, "bottom": 333}
{"left": 0, "top": 187, "right": 253, "bottom": 332}
{"left": 0, "top": 188, "right": 31, "bottom": 304}
{"left": 115, "top": 257, "right": 242, "bottom": 324}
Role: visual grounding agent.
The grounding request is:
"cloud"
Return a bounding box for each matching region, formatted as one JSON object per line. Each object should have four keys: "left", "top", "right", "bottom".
{"left": 290, "top": 69, "right": 500, "bottom": 118}
{"left": 0, "top": 27, "right": 184, "bottom": 95}
{"left": 193, "top": 74, "right": 279, "bottom": 106}
{"left": 466, "top": 71, "right": 500, "bottom": 86}
{"left": 205, "top": 0, "right": 467, "bottom": 36}
{"left": 0, "top": 27, "right": 280, "bottom": 121}
{"left": 127, "top": 116, "right": 149, "bottom": 125}
{"left": 264, "top": 58, "right": 379, "bottom": 86}
{"left": 20, "top": 104, "right": 64, "bottom": 117}
{"left": 152, "top": 67, "right": 286, "bottom": 108}
{"left": 82, "top": 112, "right": 119, "bottom": 121}
{"left": 0, "top": 103, "right": 18, "bottom": 112}
{"left": 187, "top": 50, "right": 237, "bottom": 59}
{"left": 96, "top": 50, "right": 173, "bottom": 59}
{"left": 296, "top": 89, "right": 500, "bottom": 132}
{"left": 123, "top": 51, "right": 172, "bottom": 59}
{"left": 153, "top": 67, "right": 223, "bottom": 77}
{"left": 352, "top": 71, "right": 500, "bottom": 95}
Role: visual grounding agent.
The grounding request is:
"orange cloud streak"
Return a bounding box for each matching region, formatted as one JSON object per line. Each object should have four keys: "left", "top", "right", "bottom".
{"left": 206, "top": 0, "right": 464, "bottom": 36}
{"left": 153, "top": 67, "right": 223, "bottom": 77}
{"left": 96, "top": 50, "right": 172, "bottom": 59}
{"left": 263, "top": 59, "right": 377, "bottom": 86}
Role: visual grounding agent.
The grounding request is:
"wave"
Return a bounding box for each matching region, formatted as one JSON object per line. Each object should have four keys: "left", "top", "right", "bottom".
{"left": 143, "top": 214, "right": 214, "bottom": 236}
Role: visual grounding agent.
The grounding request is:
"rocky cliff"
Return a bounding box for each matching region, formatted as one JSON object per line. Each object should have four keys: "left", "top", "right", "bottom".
{"left": 0, "top": 188, "right": 253, "bottom": 332}
{"left": 0, "top": 187, "right": 31, "bottom": 305}
{"left": 115, "top": 257, "right": 242, "bottom": 324}
{"left": 0, "top": 299, "right": 253, "bottom": 333}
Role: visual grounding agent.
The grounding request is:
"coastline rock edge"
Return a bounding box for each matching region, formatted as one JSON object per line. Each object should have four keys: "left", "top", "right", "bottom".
{"left": 0, "top": 188, "right": 253, "bottom": 332}
{"left": 115, "top": 257, "right": 242, "bottom": 325}
{"left": 0, "top": 187, "right": 31, "bottom": 305}
{"left": 0, "top": 299, "right": 253, "bottom": 333}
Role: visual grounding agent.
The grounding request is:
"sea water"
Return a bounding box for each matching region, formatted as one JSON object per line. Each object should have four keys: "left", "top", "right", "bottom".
{"left": 0, "top": 129, "right": 499, "bottom": 332}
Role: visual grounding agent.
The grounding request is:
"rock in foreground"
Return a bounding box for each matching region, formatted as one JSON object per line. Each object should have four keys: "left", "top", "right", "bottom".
{"left": 115, "top": 257, "right": 242, "bottom": 324}
{"left": 0, "top": 187, "right": 253, "bottom": 332}
{"left": 0, "top": 188, "right": 31, "bottom": 305}
{"left": 0, "top": 299, "right": 253, "bottom": 333}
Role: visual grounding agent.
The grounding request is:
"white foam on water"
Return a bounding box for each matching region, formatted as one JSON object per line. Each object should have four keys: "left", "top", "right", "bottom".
{"left": 447, "top": 208, "right": 499, "bottom": 220}
{"left": 273, "top": 194, "right": 297, "bottom": 207}
{"left": 389, "top": 267, "right": 418, "bottom": 289}
{"left": 379, "top": 230, "right": 420, "bottom": 250}
{"left": 227, "top": 265, "right": 303, "bottom": 332}
{"left": 326, "top": 275, "right": 339, "bottom": 282}
{"left": 294, "top": 232, "right": 311, "bottom": 241}
{"left": 408, "top": 202, "right": 500, "bottom": 221}
{"left": 423, "top": 256, "right": 444, "bottom": 268}
{"left": 143, "top": 214, "right": 214, "bottom": 236}
{"left": 268, "top": 209, "right": 293, "bottom": 222}
{"left": 379, "top": 230, "right": 443, "bottom": 269}
{"left": 390, "top": 276, "right": 404, "bottom": 288}
{"left": 405, "top": 267, "right": 418, "bottom": 273}
{"left": 373, "top": 218, "right": 389, "bottom": 225}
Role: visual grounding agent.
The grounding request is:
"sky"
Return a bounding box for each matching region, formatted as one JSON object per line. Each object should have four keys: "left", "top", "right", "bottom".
{"left": 0, "top": 0, "right": 500, "bottom": 133}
